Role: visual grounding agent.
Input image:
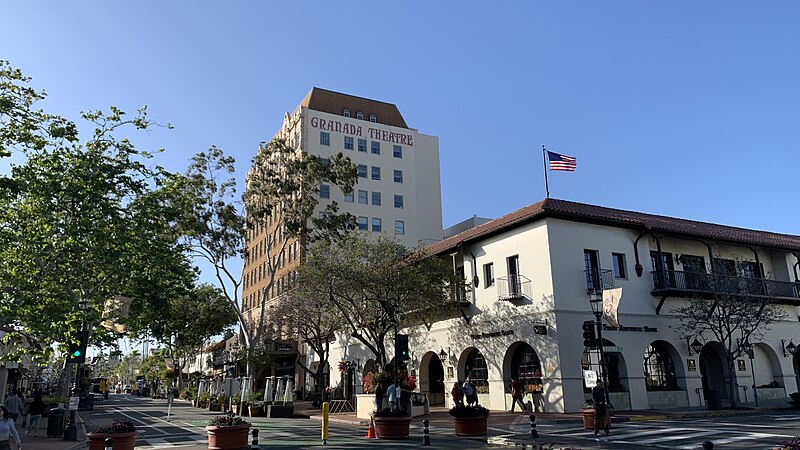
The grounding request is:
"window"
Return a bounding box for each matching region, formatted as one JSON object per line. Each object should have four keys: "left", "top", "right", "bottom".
{"left": 643, "top": 343, "right": 678, "bottom": 391}
{"left": 584, "top": 249, "right": 601, "bottom": 291}
{"left": 465, "top": 349, "right": 489, "bottom": 394}
{"left": 356, "top": 112, "right": 364, "bottom": 120}
{"left": 394, "top": 194, "right": 403, "bottom": 209}
{"left": 612, "top": 253, "right": 626, "bottom": 279}
{"left": 371, "top": 166, "right": 381, "bottom": 180}
{"left": 510, "top": 344, "right": 543, "bottom": 394}
{"left": 358, "top": 190, "right": 368, "bottom": 204}
{"left": 393, "top": 145, "right": 402, "bottom": 158}
{"left": 319, "top": 184, "right": 330, "bottom": 199}
{"left": 371, "top": 218, "right": 382, "bottom": 232}
{"left": 395, "top": 220, "right": 405, "bottom": 235}
{"left": 507, "top": 255, "right": 520, "bottom": 294}
{"left": 358, "top": 217, "right": 368, "bottom": 230}
{"left": 484, "top": 263, "right": 494, "bottom": 287}
{"left": 393, "top": 169, "right": 403, "bottom": 183}
{"left": 358, "top": 139, "right": 367, "bottom": 152}
{"left": 344, "top": 191, "right": 354, "bottom": 203}
{"left": 371, "top": 141, "right": 380, "bottom": 155}
{"left": 650, "top": 252, "right": 675, "bottom": 288}
{"left": 357, "top": 164, "right": 367, "bottom": 178}
{"left": 343, "top": 109, "right": 351, "bottom": 117}
{"left": 371, "top": 191, "right": 381, "bottom": 206}
{"left": 369, "top": 114, "right": 377, "bottom": 122}
{"left": 344, "top": 136, "right": 354, "bottom": 150}
{"left": 320, "top": 131, "right": 330, "bottom": 146}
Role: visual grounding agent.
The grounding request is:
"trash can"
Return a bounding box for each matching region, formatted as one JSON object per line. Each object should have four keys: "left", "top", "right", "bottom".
{"left": 704, "top": 388, "right": 722, "bottom": 410}
{"left": 47, "top": 407, "right": 66, "bottom": 437}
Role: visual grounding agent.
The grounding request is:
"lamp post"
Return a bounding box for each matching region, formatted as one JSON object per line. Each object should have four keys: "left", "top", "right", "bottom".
{"left": 589, "top": 295, "right": 610, "bottom": 406}
{"left": 740, "top": 340, "right": 757, "bottom": 407}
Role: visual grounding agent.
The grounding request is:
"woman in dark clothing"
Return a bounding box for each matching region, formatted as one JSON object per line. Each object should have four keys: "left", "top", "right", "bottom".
{"left": 26, "top": 394, "right": 45, "bottom": 436}
{"left": 592, "top": 381, "right": 609, "bottom": 436}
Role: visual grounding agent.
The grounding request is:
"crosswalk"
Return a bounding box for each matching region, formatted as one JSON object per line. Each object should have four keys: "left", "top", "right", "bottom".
{"left": 136, "top": 433, "right": 207, "bottom": 448}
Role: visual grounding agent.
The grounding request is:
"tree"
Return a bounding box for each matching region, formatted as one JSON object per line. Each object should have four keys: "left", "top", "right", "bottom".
{"left": 175, "top": 139, "right": 357, "bottom": 377}
{"left": 670, "top": 272, "right": 786, "bottom": 408}
{"left": 292, "top": 231, "right": 458, "bottom": 370}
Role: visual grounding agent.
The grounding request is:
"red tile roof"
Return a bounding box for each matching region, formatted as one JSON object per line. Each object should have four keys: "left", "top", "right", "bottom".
{"left": 300, "top": 88, "right": 408, "bottom": 129}
{"left": 427, "top": 198, "right": 800, "bottom": 255}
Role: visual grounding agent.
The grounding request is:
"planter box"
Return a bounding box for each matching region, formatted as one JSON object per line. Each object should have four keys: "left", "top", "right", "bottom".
{"left": 264, "top": 404, "right": 294, "bottom": 418}
{"left": 453, "top": 416, "right": 488, "bottom": 436}
{"left": 756, "top": 387, "right": 787, "bottom": 401}
{"left": 373, "top": 416, "right": 411, "bottom": 440}
{"left": 206, "top": 424, "right": 251, "bottom": 450}
{"left": 87, "top": 431, "right": 138, "bottom": 450}
{"left": 581, "top": 408, "right": 611, "bottom": 431}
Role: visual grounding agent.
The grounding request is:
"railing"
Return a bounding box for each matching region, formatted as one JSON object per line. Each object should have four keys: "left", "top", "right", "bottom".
{"left": 498, "top": 275, "right": 532, "bottom": 301}
{"left": 446, "top": 284, "right": 473, "bottom": 305}
{"left": 584, "top": 268, "right": 614, "bottom": 294}
{"left": 650, "top": 269, "right": 800, "bottom": 300}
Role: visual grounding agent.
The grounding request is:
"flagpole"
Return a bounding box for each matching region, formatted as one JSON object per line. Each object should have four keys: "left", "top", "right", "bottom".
{"left": 542, "top": 145, "right": 550, "bottom": 198}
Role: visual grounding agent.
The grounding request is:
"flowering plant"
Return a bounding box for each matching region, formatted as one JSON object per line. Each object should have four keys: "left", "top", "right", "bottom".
{"left": 363, "top": 371, "right": 392, "bottom": 394}
{"left": 449, "top": 404, "right": 490, "bottom": 418}
{"left": 338, "top": 359, "right": 353, "bottom": 373}
{"left": 95, "top": 420, "right": 136, "bottom": 434}
{"left": 208, "top": 412, "right": 248, "bottom": 427}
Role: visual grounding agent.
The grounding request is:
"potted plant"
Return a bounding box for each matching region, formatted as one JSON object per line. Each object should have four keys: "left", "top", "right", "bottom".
{"left": 371, "top": 408, "right": 412, "bottom": 439}
{"left": 87, "top": 420, "right": 137, "bottom": 450}
{"left": 449, "top": 405, "right": 490, "bottom": 436}
{"left": 247, "top": 391, "right": 263, "bottom": 417}
{"left": 580, "top": 399, "right": 596, "bottom": 430}
{"left": 198, "top": 392, "right": 210, "bottom": 409}
{"left": 206, "top": 412, "right": 251, "bottom": 450}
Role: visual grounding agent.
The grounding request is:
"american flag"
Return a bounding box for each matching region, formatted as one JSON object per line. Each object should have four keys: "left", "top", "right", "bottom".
{"left": 547, "top": 151, "right": 577, "bottom": 171}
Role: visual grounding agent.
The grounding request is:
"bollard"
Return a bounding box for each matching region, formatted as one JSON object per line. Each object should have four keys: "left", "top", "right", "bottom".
{"left": 321, "top": 401, "right": 330, "bottom": 445}
{"left": 251, "top": 428, "right": 259, "bottom": 449}
{"left": 702, "top": 441, "right": 714, "bottom": 450}
{"left": 529, "top": 414, "right": 539, "bottom": 439}
{"left": 105, "top": 438, "right": 113, "bottom": 450}
{"left": 422, "top": 419, "right": 431, "bottom": 446}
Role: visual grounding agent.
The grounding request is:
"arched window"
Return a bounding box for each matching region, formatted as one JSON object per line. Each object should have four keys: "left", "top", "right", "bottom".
{"left": 465, "top": 349, "right": 489, "bottom": 394}
{"left": 343, "top": 109, "right": 351, "bottom": 117}
{"left": 510, "top": 344, "right": 543, "bottom": 393}
{"left": 581, "top": 339, "right": 628, "bottom": 392}
{"left": 356, "top": 112, "right": 364, "bottom": 120}
{"left": 643, "top": 343, "right": 678, "bottom": 390}
{"left": 369, "top": 114, "right": 377, "bottom": 122}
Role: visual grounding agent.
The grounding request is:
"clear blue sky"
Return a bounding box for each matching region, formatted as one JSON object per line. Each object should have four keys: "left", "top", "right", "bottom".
{"left": 3, "top": 1, "right": 799, "bottom": 236}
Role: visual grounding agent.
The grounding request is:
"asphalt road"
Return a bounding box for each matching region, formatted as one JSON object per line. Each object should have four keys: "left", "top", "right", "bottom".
{"left": 81, "top": 394, "right": 800, "bottom": 449}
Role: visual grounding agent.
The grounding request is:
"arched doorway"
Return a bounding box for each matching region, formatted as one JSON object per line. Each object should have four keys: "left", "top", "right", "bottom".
{"left": 699, "top": 341, "right": 730, "bottom": 403}
{"left": 420, "top": 351, "right": 445, "bottom": 406}
{"left": 581, "top": 338, "right": 631, "bottom": 410}
{"left": 503, "top": 342, "right": 544, "bottom": 411}
{"left": 459, "top": 348, "right": 489, "bottom": 395}
{"left": 643, "top": 340, "right": 688, "bottom": 408}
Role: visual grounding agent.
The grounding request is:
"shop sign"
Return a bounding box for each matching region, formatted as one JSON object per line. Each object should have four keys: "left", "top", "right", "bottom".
{"left": 602, "top": 346, "right": 623, "bottom": 353}
{"left": 69, "top": 396, "right": 79, "bottom": 411}
{"left": 602, "top": 324, "right": 657, "bottom": 332}
{"left": 533, "top": 325, "right": 548, "bottom": 335}
{"left": 470, "top": 330, "right": 514, "bottom": 340}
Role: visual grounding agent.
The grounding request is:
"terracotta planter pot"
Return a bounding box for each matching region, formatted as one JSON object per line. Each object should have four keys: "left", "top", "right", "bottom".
{"left": 87, "top": 431, "right": 138, "bottom": 450}
{"left": 453, "top": 415, "right": 488, "bottom": 436}
{"left": 206, "top": 424, "right": 251, "bottom": 450}
{"left": 581, "top": 408, "right": 595, "bottom": 430}
{"left": 372, "top": 416, "right": 412, "bottom": 439}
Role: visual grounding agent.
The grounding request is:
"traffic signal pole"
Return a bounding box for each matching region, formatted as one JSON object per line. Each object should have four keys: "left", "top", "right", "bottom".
{"left": 64, "top": 329, "right": 88, "bottom": 441}
{"left": 594, "top": 316, "right": 611, "bottom": 407}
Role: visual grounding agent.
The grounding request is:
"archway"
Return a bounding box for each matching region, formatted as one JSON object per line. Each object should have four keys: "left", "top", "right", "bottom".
{"left": 458, "top": 347, "right": 489, "bottom": 395}
{"left": 363, "top": 359, "right": 376, "bottom": 376}
{"left": 420, "top": 351, "right": 446, "bottom": 406}
{"left": 581, "top": 338, "right": 631, "bottom": 409}
{"left": 643, "top": 340, "right": 682, "bottom": 391}
{"left": 503, "top": 342, "right": 543, "bottom": 393}
{"left": 699, "top": 341, "right": 730, "bottom": 403}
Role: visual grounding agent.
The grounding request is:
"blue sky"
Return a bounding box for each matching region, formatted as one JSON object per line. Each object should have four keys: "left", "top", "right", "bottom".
{"left": 3, "top": 1, "right": 798, "bottom": 236}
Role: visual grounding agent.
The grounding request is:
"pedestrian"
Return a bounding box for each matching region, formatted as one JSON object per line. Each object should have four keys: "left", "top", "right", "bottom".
{"left": 387, "top": 381, "right": 399, "bottom": 411}
{"left": 592, "top": 380, "right": 610, "bottom": 436}
{"left": 374, "top": 382, "right": 385, "bottom": 411}
{"left": 0, "top": 405, "right": 22, "bottom": 450}
{"left": 462, "top": 377, "right": 478, "bottom": 406}
{"left": 2, "top": 393, "right": 22, "bottom": 425}
{"left": 25, "top": 394, "right": 45, "bottom": 437}
{"left": 451, "top": 381, "right": 464, "bottom": 408}
{"left": 509, "top": 378, "right": 527, "bottom": 412}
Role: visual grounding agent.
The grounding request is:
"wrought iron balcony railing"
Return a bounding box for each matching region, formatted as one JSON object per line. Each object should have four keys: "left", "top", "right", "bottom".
{"left": 650, "top": 269, "right": 800, "bottom": 300}
{"left": 584, "top": 268, "right": 615, "bottom": 294}
{"left": 498, "top": 274, "right": 532, "bottom": 301}
{"left": 446, "top": 284, "right": 474, "bottom": 305}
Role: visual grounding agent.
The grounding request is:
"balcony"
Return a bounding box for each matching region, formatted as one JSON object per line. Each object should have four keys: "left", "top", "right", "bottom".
{"left": 446, "top": 284, "right": 473, "bottom": 306}
{"left": 498, "top": 275, "right": 532, "bottom": 301}
{"left": 585, "top": 268, "right": 615, "bottom": 295}
{"left": 650, "top": 269, "right": 800, "bottom": 302}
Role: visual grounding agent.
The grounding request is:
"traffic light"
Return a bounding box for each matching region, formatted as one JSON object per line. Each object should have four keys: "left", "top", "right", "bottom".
{"left": 66, "top": 330, "right": 89, "bottom": 364}
{"left": 395, "top": 334, "right": 410, "bottom": 361}
{"left": 582, "top": 321, "right": 597, "bottom": 348}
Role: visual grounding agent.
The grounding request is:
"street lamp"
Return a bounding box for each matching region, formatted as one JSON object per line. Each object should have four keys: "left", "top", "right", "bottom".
{"left": 741, "top": 339, "right": 758, "bottom": 407}
{"left": 783, "top": 339, "right": 797, "bottom": 357}
{"left": 690, "top": 339, "right": 704, "bottom": 355}
{"left": 438, "top": 349, "right": 447, "bottom": 363}
{"left": 588, "top": 295, "right": 610, "bottom": 406}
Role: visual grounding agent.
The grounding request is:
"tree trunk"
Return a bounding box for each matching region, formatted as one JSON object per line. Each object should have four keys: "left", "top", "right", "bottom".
{"left": 727, "top": 358, "right": 738, "bottom": 408}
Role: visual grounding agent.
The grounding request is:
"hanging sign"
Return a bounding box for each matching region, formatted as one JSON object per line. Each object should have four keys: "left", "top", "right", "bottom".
{"left": 602, "top": 287, "right": 623, "bottom": 327}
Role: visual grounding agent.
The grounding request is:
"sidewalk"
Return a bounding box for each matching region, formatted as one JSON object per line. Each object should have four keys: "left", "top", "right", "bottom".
{"left": 20, "top": 414, "right": 87, "bottom": 450}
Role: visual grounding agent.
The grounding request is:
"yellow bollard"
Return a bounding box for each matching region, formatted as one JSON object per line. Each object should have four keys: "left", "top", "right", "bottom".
{"left": 321, "top": 401, "right": 330, "bottom": 445}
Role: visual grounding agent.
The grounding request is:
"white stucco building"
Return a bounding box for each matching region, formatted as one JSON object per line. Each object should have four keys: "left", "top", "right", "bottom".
{"left": 332, "top": 198, "right": 800, "bottom": 413}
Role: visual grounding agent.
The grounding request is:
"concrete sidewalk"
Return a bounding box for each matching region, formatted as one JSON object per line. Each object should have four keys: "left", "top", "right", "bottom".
{"left": 18, "top": 414, "right": 87, "bottom": 450}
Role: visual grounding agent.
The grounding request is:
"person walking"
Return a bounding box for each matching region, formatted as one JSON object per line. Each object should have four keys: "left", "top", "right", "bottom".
{"left": 374, "top": 382, "right": 385, "bottom": 411}
{"left": 509, "top": 378, "right": 527, "bottom": 412}
{"left": 387, "top": 381, "right": 399, "bottom": 411}
{"left": 450, "top": 381, "right": 464, "bottom": 408}
{"left": 592, "top": 381, "right": 610, "bottom": 436}
{"left": 0, "top": 405, "right": 22, "bottom": 450}
{"left": 25, "top": 395, "right": 44, "bottom": 437}
{"left": 2, "top": 393, "right": 22, "bottom": 425}
{"left": 462, "top": 377, "right": 478, "bottom": 406}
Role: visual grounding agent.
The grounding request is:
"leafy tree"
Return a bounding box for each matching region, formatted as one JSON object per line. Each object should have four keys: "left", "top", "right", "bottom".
{"left": 175, "top": 139, "right": 357, "bottom": 376}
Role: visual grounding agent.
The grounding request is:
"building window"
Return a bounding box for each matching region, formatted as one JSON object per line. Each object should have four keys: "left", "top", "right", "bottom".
{"left": 371, "top": 191, "right": 381, "bottom": 206}
{"left": 612, "top": 253, "right": 626, "bottom": 279}
{"left": 643, "top": 343, "right": 678, "bottom": 391}
{"left": 319, "top": 184, "right": 330, "bottom": 199}
{"left": 393, "top": 145, "right": 402, "bottom": 158}
{"left": 319, "top": 211, "right": 328, "bottom": 220}
{"left": 393, "top": 169, "right": 403, "bottom": 183}
{"left": 343, "top": 109, "right": 351, "bottom": 117}
{"left": 358, "top": 216, "right": 368, "bottom": 230}
{"left": 320, "top": 131, "right": 330, "bottom": 146}
{"left": 395, "top": 220, "right": 405, "bottom": 235}
{"left": 509, "top": 344, "right": 543, "bottom": 394}
{"left": 358, "top": 139, "right": 367, "bottom": 152}
{"left": 344, "top": 136, "right": 354, "bottom": 150}
{"left": 371, "top": 141, "right": 380, "bottom": 155}
{"left": 344, "top": 191, "right": 354, "bottom": 203}
{"left": 369, "top": 114, "right": 377, "bottom": 122}
{"left": 584, "top": 249, "right": 601, "bottom": 290}
{"left": 465, "top": 349, "right": 489, "bottom": 394}
{"left": 356, "top": 112, "right": 364, "bottom": 120}
{"left": 371, "top": 218, "right": 382, "bottom": 232}
{"left": 357, "top": 164, "right": 367, "bottom": 178}
{"left": 358, "top": 190, "right": 368, "bottom": 204}
{"left": 371, "top": 166, "right": 381, "bottom": 180}
{"left": 394, "top": 194, "right": 403, "bottom": 209}
{"left": 507, "top": 255, "right": 520, "bottom": 295}
{"left": 484, "top": 263, "right": 494, "bottom": 287}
